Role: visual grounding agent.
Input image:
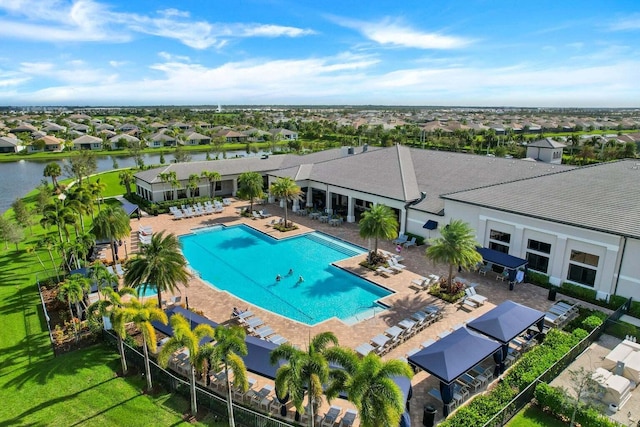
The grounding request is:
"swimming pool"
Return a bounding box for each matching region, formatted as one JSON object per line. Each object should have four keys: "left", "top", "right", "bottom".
{"left": 179, "top": 225, "right": 391, "bottom": 325}
{"left": 137, "top": 284, "right": 157, "bottom": 298}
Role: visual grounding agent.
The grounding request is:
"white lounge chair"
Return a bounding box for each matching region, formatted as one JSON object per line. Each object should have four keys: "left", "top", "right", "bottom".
{"left": 252, "top": 211, "right": 262, "bottom": 220}
{"left": 172, "top": 209, "right": 185, "bottom": 220}
{"left": 388, "top": 257, "right": 406, "bottom": 271}
{"left": 339, "top": 409, "right": 358, "bottom": 427}
{"left": 115, "top": 263, "right": 125, "bottom": 276}
{"left": 465, "top": 287, "right": 488, "bottom": 305}
{"left": 410, "top": 277, "right": 430, "bottom": 290}
{"left": 259, "top": 210, "right": 272, "bottom": 218}
{"left": 139, "top": 225, "right": 152, "bottom": 236}
{"left": 222, "top": 198, "right": 232, "bottom": 206}
{"left": 376, "top": 266, "right": 395, "bottom": 277}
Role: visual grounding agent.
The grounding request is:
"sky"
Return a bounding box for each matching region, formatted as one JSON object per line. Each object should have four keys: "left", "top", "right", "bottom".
{"left": 0, "top": 0, "right": 639, "bottom": 107}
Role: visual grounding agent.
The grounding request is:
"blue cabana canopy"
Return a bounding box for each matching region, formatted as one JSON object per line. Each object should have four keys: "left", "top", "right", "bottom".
{"left": 119, "top": 199, "right": 141, "bottom": 217}
{"left": 467, "top": 300, "right": 545, "bottom": 344}
{"left": 408, "top": 327, "right": 500, "bottom": 384}
{"left": 243, "top": 335, "right": 283, "bottom": 380}
{"left": 152, "top": 306, "right": 218, "bottom": 345}
{"left": 477, "top": 247, "right": 527, "bottom": 270}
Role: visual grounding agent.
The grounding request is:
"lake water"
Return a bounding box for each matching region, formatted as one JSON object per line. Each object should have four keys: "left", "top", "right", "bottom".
{"left": 0, "top": 150, "right": 268, "bottom": 213}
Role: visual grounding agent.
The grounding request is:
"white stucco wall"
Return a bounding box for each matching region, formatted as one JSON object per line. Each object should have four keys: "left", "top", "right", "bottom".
{"left": 443, "top": 199, "right": 629, "bottom": 297}
{"left": 615, "top": 237, "right": 640, "bottom": 298}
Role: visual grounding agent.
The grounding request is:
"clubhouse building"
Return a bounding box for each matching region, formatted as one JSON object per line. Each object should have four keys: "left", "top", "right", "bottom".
{"left": 134, "top": 145, "right": 640, "bottom": 300}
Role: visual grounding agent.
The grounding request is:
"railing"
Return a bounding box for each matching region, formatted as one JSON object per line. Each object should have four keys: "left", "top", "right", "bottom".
{"left": 103, "top": 331, "right": 295, "bottom": 427}
{"left": 36, "top": 276, "right": 56, "bottom": 355}
{"left": 480, "top": 298, "right": 630, "bottom": 427}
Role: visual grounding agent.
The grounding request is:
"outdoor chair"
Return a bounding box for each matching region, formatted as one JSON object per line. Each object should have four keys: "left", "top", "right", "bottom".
{"left": 338, "top": 409, "right": 358, "bottom": 427}
{"left": 392, "top": 234, "right": 408, "bottom": 245}
{"left": 252, "top": 211, "right": 262, "bottom": 220}
{"left": 496, "top": 269, "right": 510, "bottom": 282}
{"left": 321, "top": 406, "right": 343, "bottom": 427}
{"left": 460, "top": 297, "right": 479, "bottom": 311}
{"left": 464, "top": 287, "right": 488, "bottom": 305}
{"left": 478, "top": 262, "right": 493, "bottom": 276}
{"left": 409, "top": 277, "right": 430, "bottom": 291}
{"left": 139, "top": 225, "right": 152, "bottom": 236}
{"left": 115, "top": 263, "right": 125, "bottom": 276}
{"left": 388, "top": 257, "right": 406, "bottom": 269}
{"left": 259, "top": 210, "right": 272, "bottom": 218}
{"left": 376, "top": 266, "right": 394, "bottom": 277}
{"left": 403, "top": 237, "right": 417, "bottom": 248}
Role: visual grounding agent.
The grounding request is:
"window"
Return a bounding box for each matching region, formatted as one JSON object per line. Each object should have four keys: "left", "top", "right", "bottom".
{"left": 489, "top": 242, "right": 509, "bottom": 253}
{"left": 526, "top": 252, "right": 549, "bottom": 273}
{"left": 528, "top": 239, "right": 551, "bottom": 254}
{"left": 567, "top": 250, "right": 599, "bottom": 287}
{"left": 489, "top": 229, "right": 511, "bottom": 253}
{"left": 570, "top": 250, "right": 599, "bottom": 267}
{"left": 567, "top": 264, "right": 597, "bottom": 287}
{"left": 490, "top": 230, "right": 511, "bottom": 243}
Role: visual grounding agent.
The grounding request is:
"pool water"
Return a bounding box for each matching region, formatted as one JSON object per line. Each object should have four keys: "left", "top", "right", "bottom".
{"left": 179, "top": 225, "right": 391, "bottom": 325}
{"left": 137, "top": 284, "right": 157, "bottom": 298}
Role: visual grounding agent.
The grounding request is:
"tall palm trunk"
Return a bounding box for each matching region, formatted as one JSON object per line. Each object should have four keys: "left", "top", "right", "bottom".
{"left": 189, "top": 365, "right": 198, "bottom": 415}
{"left": 143, "top": 336, "right": 153, "bottom": 391}
{"left": 68, "top": 300, "right": 79, "bottom": 340}
{"left": 46, "top": 248, "right": 60, "bottom": 282}
{"left": 225, "top": 361, "right": 236, "bottom": 427}
{"left": 118, "top": 336, "right": 128, "bottom": 375}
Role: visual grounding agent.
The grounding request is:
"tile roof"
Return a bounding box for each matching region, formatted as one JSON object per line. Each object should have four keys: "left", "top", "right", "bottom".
{"left": 527, "top": 137, "right": 566, "bottom": 148}
{"left": 442, "top": 160, "right": 640, "bottom": 238}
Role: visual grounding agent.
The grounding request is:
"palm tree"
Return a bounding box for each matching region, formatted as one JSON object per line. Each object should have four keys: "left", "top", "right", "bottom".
{"left": 270, "top": 332, "right": 338, "bottom": 427}
{"left": 92, "top": 205, "right": 130, "bottom": 262}
{"left": 86, "top": 286, "right": 137, "bottom": 375}
{"left": 187, "top": 174, "right": 200, "bottom": 202}
{"left": 237, "top": 171, "right": 264, "bottom": 213}
{"left": 358, "top": 204, "right": 398, "bottom": 264}
{"left": 269, "top": 177, "right": 302, "bottom": 228}
{"left": 91, "top": 262, "right": 118, "bottom": 298}
{"left": 158, "top": 313, "right": 215, "bottom": 416}
{"left": 40, "top": 198, "right": 77, "bottom": 243}
{"left": 121, "top": 296, "right": 168, "bottom": 391}
{"left": 43, "top": 162, "right": 62, "bottom": 190}
{"left": 124, "top": 231, "right": 190, "bottom": 309}
{"left": 425, "top": 219, "right": 482, "bottom": 293}
{"left": 119, "top": 170, "right": 135, "bottom": 198}
{"left": 198, "top": 325, "right": 249, "bottom": 427}
{"left": 58, "top": 273, "right": 90, "bottom": 341}
{"left": 68, "top": 185, "right": 94, "bottom": 230}
{"left": 325, "top": 349, "right": 413, "bottom": 427}
{"left": 88, "top": 178, "right": 107, "bottom": 211}
{"left": 159, "top": 171, "right": 179, "bottom": 201}
{"left": 201, "top": 170, "right": 221, "bottom": 199}
{"left": 39, "top": 235, "right": 60, "bottom": 282}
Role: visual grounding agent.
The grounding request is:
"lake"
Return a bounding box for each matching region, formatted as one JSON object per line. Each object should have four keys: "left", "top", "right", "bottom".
{"left": 0, "top": 150, "right": 268, "bottom": 213}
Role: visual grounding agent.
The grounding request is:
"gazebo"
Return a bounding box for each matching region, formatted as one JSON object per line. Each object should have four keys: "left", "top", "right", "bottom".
{"left": 477, "top": 247, "right": 528, "bottom": 289}
{"left": 408, "top": 327, "right": 501, "bottom": 417}
{"left": 152, "top": 306, "right": 218, "bottom": 345}
{"left": 466, "top": 300, "right": 545, "bottom": 375}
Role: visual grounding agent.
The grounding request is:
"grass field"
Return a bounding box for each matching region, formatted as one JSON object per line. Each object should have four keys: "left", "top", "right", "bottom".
{"left": 507, "top": 405, "right": 568, "bottom": 427}
{"left": 0, "top": 176, "right": 221, "bottom": 426}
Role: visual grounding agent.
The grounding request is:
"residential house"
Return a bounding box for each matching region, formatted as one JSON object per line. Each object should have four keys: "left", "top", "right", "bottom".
{"left": 0, "top": 136, "right": 25, "bottom": 153}
{"left": 72, "top": 134, "right": 102, "bottom": 150}
{"left": 183, "top": 131, "right": 211, "bottom": 146}
{"left": 526, "top": 138, "right": 566, "bottom": 164}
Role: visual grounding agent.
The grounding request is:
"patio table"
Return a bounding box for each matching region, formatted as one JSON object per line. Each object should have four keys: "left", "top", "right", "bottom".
{"left": 309, "top": 212, "right": 321, "bottom": 219}
{"left": 319, "top": 215, "right": 329, "bottom": 222}
{"left": 385, "top": 325, "right": 403, "bottom": 340}
{"left": 329, "top": 218, "right": 340, "bottom": 226}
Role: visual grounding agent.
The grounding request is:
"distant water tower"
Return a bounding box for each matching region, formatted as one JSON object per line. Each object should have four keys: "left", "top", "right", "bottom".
{"left": 216, "top": 104, "right": 222, "bottom": 113}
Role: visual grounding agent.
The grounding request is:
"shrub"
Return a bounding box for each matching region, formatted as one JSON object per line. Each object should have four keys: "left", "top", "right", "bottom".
{"left": 582, "top": 315, "right": 604, "bottom": 331}
{"left": 629, "top": 301, "right": 640, "bottom": 318}
{"left": 428, "top": 282, "right": 465, "bottom": 303}
{"left": 527, "top": 271, "right": 551, "bottom": 287}
{"left": 404, "top": 232, "right": 425, "bottom": 246}
{"left": 534, "top": 382, "right": 621, "bottom": 427}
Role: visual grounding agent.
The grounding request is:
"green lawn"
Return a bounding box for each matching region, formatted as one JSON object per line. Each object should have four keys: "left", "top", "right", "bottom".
{"left": 0, "top": 182, "right": 220, "bottom": 426}
{"left": 508, "top": 405, "right": 568, "bottom": 427}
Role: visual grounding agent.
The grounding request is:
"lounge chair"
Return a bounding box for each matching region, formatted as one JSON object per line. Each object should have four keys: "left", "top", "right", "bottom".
{"left": 252, "top": 211, "right": 262, "bottom": 220}
{"left": 172, "top": 209, "right": 185, "bottom": 220}
{"left": 115, "top": 263, "right": 125, "bottom": 276}
{"left": 376, "top": 266, "right": 394, "bottom": 277}
{"left": 259, "top": 210, "right": 272, "bottom": 218}
{"left": 389, "top": 257, "right": 406, "bottom": 269}
{"left": 403, "top": 237, "right": 417, "bottom": 248}
{"left": 255, "top": 326, "right": 275, "bottom": 339}
{"left": 322, "top": 406, "right": 343, "bottom": 427}
{"left": 410, "top": 277, "right": 430, "bottom": 291}
{"left": 139, "top": 233, "right": 152, "bottom": 245}
{"left": 204, "top": 204, "right": 215, "bottom": 214}
{"left": 139, "top": 225, "right": 152, "bottom": 236}
{"left": 339, "top": 409, "right": 358, "bottom": 427}
{"left": 106, "top": 265, "right": 115, "bottom": 275}
{"left": 465, "top": 287, "right": 488, "bottom": 305}
{"left": 222, "top": 198, "right": 232, "bottom": 206}
{"left": 268, "top": 334, "right": 288, "bottom": 345}
{"left": 392, "top": 234, "right": 408, "bottom": 245}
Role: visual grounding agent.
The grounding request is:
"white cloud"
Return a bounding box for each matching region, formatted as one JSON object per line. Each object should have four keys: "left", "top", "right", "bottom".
{"left": 335, "top": 17, "right": 471, "bottom": 49}
{"left": 0, "top": 0, "right": 315, "bottom": 48}
{"left": 238, "top": 24, "right": 316, "bottom": 38}
{"left": 609, "top": 14, "right": 640, "bottom": 31}
{"left": 19, "top": 60, "right": 117, "bottom": 84}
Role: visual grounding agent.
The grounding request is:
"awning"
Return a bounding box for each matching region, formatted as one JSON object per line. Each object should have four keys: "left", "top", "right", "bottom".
{"left": 466, "top": 300, "right": 544, "bottom": 344}
{"left": 408, "top": 327, "right": 501, "bottom": 384}
{"left": 477, "top": 247, "right": 528, "bottom": 270}
{"left": 119, "top": 199, "right": 141, "bottom": 217}
{"left": 152, "top": 306, "right": 218, "bottom": 346}
{"left": 243, "top": 335, "right": 282, "bottom": 380}
{"left": 423, "top": 220, "right": 438, "bottom": 230}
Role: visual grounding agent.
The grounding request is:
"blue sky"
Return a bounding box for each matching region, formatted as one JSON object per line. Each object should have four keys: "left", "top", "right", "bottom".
{"left": 0, "top": 0, "right": 639, "bottom": 107}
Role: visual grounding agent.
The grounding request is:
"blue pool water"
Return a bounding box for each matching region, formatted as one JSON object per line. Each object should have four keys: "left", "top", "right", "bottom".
{"left": 179, "top": 225, "right": 391, "bottom": 325}
{"left": 137, "top": 284, "right": 157, "bottom": 298}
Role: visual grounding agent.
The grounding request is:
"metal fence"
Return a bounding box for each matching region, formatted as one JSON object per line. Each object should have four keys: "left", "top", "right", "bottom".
{"left": 481, "top": 299, "right": 630, "bottom": 427}
{"left": 103, "top": 331, "right": 295, "bottom": 427}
